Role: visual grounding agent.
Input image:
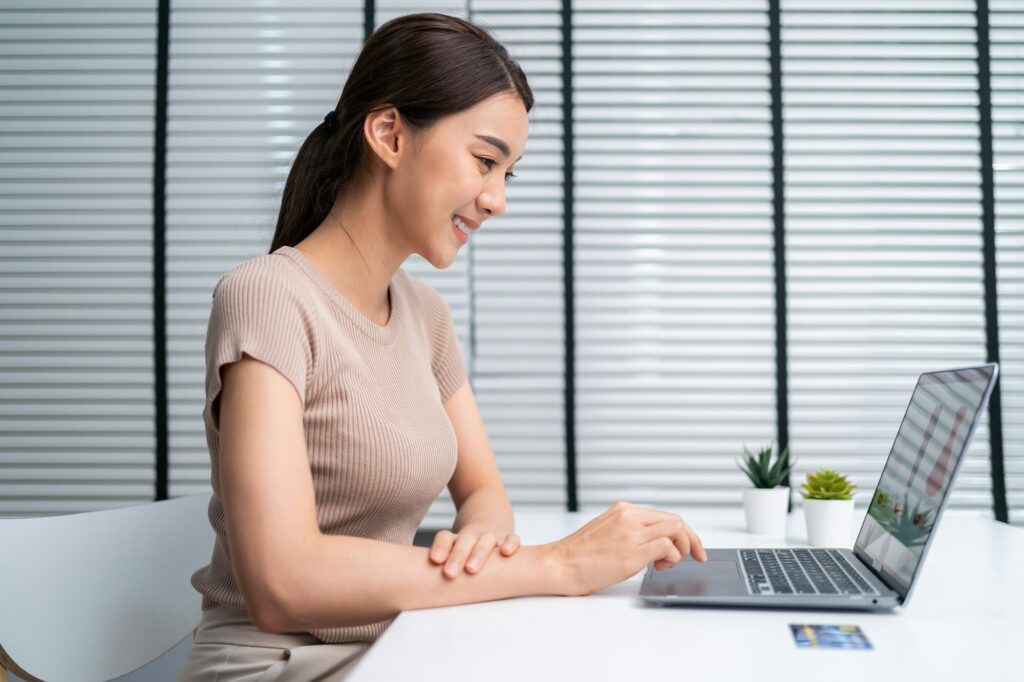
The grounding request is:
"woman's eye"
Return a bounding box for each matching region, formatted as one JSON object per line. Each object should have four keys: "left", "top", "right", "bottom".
{"left": 477, "top": 157, "right": 517, "bottom": 184}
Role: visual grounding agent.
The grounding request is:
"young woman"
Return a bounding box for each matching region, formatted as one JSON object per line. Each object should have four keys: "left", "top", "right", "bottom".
{"left": 178, "top": 12, "right": 706, "bottom": 681}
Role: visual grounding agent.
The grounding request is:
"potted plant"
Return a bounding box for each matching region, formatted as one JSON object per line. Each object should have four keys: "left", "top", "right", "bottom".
{"left": 737, "top": 443, "right": 794, "bottom": 536}
{"left": 801, "top": 469, "right": 857, "bottom": 547}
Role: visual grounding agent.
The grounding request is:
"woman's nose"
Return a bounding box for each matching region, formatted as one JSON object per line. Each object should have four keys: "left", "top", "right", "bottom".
{"left": 479, "top": 187, "right": 506, "bottom": 218}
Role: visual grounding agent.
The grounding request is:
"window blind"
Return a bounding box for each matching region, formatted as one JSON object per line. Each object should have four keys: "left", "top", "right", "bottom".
{"left": 991, "top": 0, "right": 1023, "bottom": 524}
{"left": 781, "top": 0, "right": 992, "bottom": 511}
{"left": 1, "top": 1, "right": 1014, "bottom": 523}
{"left": 573, "top": 0, "right": 779, "bottom": 509}
{"left": 166, "top": 0, "right": 366, "bottom": 496}
{"left": 165, "top": 0, "right": 565, "bottom": 530}
{"left": 0, "top": 1, "right": 157, "bottom": 516}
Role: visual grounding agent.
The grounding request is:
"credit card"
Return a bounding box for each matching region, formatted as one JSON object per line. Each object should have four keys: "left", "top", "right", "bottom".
{"left": 789, "top": 624, "right": 873, "bottom": 650}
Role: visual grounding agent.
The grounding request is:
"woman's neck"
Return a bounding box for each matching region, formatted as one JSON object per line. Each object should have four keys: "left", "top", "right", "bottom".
{"left": 293, "top": 190, "right": 410, "bottom": 325}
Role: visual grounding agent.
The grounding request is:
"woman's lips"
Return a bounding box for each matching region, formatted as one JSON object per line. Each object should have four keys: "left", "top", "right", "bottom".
{"left": 452, "top": 221, "right": 468, "bottom": 244}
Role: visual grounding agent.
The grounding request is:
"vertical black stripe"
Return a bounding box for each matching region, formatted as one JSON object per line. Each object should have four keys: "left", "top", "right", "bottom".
{"left": 153, "top": 0, "right": 170, "bottom": 501}
{"left": 976, "top": 0, "right": 1008, "bottom": 524}
{"left": 364, "top": 0, "right": 375, "bottom": 42}
{"left": 768, "top": 0, "right": 790, "bottom": 508}
{"left": 562, "top": 0, "right": 578, "bottom": 512}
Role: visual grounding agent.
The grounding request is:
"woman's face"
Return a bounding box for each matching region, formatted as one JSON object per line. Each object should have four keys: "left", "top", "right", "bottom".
{"left": 380, "top": 91, "right": 529, "bottom": 269}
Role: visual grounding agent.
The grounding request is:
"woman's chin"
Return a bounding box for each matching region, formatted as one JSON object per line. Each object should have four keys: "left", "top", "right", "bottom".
{"left": 421, "top": 247, "right": 458, "bottom": 270}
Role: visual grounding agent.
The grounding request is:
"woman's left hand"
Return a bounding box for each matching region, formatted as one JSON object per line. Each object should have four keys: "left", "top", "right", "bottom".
{"left": 428, "top": 524, "right": 521, "bottom": 578}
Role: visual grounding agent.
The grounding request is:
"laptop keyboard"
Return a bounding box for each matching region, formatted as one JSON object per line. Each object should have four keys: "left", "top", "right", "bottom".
{"left": 739, "top": 549, "right": 879, "bottom": 596}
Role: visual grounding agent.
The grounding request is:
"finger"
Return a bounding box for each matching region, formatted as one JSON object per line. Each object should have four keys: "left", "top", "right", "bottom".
{"left": 639, "top": 516, "right": 707, "bottom": 562}
{"left": 500, "top": 533, "right": 521, "bottom": 556}
{"left": 464, "top": 534, "right": 499, "bottom": 574}
{"left": 684, "top": 522, "right": 708, "bottom": 563}
{"left": 642, "top": 536, "right": 682, "bottom": 569}
{"left": 444, "top": 532, "right": 489, "bottom": 578}
{"left": 639, "top": 519, "right": 691, "bottom": 562}
{"left": 429, "top": 530, "right": 456, "bottom": 564}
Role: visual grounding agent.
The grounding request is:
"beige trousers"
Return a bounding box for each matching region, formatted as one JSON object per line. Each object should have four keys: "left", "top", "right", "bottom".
{"left": 176, "top": 606, "right": 370, "bottom": 682}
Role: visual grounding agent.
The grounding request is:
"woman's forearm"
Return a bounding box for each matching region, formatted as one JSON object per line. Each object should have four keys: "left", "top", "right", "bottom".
{"left": 263, "top": 533, "right": 567, "bottom": 633}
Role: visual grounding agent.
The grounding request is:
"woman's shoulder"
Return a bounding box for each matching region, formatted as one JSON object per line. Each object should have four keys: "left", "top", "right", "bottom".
{"left": 213, "top": 251, "right": 309, "bottom": 302}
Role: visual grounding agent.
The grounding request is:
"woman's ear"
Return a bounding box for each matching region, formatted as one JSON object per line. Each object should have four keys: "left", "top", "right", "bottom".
{"left": 363, "top": 105, "right": 404, "bottom": 171}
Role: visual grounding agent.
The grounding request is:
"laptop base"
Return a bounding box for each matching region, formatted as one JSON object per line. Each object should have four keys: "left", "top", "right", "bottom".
{"left": 639, "top": 548, "right": 901, "bottom": 611}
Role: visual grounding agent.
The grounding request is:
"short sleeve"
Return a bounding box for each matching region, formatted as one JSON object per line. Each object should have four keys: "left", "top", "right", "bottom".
{"left": 423, "top": 286, "right": 468, "bottom": 403}
{"left": 204, "top": 261, "right": 318, "bottom": 430}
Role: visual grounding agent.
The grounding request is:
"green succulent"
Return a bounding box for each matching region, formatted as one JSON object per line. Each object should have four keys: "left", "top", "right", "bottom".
{"left": 801, "top": 469, "right": 856, "bottom": 500}
{"left": 737, "top": 443, "right": 795, "bottom": 489}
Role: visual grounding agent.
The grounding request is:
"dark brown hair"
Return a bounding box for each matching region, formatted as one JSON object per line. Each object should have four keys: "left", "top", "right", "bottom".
{"left": 269, "top": 12, "right": 534, "bottom": 253}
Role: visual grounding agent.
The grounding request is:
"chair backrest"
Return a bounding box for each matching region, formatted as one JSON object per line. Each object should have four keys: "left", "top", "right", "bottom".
{"left": 0, "top": 494, "right": 215, "bottom": 682}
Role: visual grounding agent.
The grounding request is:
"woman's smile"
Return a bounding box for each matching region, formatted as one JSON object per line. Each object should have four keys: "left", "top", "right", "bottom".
{"left": 452, "top": 220, "right": 468, "bottom": 245}
{"left": 451, "top": 215, "right": 473, "bottom": 245}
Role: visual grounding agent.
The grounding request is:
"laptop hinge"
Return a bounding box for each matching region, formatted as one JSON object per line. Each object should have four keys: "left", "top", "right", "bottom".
{"left": 853, "top": 546, "right": 903, "bottom": 600}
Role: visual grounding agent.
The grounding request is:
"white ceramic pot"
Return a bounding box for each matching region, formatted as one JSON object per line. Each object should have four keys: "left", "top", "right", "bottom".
{"left": 803, "top": 497, "right": 856, "bottom": 547}
{"left": 742, "top": 487, "right": 791, "bottom": 536}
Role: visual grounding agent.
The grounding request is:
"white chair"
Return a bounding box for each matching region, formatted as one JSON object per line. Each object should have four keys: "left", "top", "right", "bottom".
{"left": 0, "top": 494, "right": 215, "bottom": 682}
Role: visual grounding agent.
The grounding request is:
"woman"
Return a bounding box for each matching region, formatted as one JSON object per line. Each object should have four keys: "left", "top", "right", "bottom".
{"left": 179, "top": 12, "right": 706, "bottom": 681}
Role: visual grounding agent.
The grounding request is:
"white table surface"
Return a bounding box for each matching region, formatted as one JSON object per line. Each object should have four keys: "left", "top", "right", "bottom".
{"left": 346, "top": 507, "right": 1023, "bottom": 682}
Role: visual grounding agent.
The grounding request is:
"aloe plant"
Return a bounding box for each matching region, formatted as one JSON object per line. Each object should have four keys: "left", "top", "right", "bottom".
{"left": 800, "top": 469, "right": 856, "bottom": 500}
{"left": 737, "top": 443, "right": 794, "bottom": 489}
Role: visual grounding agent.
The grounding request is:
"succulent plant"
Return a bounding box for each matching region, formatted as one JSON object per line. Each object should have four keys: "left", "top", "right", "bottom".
{"left": 737, "top": 443, "right": 795, "bottom": 489}
{"left": 800, "top": 469, "right": 856, "bottom": 500}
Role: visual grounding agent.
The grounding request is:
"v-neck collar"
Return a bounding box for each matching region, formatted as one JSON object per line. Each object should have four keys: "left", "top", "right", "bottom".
{"left": 274, "top": 245, "right": 405, "bottom": 345}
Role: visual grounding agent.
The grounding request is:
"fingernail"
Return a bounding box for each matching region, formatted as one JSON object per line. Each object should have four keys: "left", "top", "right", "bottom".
{"left": 467, "top": 559, "right": 479, "bottom": 570}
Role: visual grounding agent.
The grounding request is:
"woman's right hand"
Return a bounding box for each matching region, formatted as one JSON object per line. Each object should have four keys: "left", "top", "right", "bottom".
{"left": 547, "top": 501, "right": 707, "bottom": 597}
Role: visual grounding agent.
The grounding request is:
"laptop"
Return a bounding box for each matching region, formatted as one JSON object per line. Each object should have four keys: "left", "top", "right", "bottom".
{"left": 639, "top": 363, "right": 1000, "bottom": 611}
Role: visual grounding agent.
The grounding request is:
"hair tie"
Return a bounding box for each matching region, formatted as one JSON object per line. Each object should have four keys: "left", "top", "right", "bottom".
{"left": 323, "top": 111, "right": 338, "bottom": 132}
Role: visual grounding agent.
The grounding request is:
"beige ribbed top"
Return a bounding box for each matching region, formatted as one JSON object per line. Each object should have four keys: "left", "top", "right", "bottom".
{"left": 190, "top": 245, "right": 467, "bottom": 644}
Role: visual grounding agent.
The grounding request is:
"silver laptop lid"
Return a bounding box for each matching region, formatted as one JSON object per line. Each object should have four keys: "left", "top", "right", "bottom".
{"left": 853, "top": 363, "right": 999, "bottom": 604}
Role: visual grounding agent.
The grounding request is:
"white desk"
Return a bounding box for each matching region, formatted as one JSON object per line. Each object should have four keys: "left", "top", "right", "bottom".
{"left": 347, "top": 508, "right": 1023, "bottom": 682}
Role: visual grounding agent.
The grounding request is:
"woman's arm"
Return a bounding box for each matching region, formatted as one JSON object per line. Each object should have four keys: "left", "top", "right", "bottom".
{"left": 280, "top": 534, "right": 562, "bottom": 632}
{"left": 218, "top": 356, "right": 564, "bottom": 633}
{"left": 219, "top": 356, "right": 702, "bottom": 634}
{"left": 279, "top": 503, "right": 705, "bottom": 633}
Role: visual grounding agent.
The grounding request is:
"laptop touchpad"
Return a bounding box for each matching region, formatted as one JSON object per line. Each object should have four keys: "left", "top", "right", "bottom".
{"left": 670, "top": 560, "right": 739, "bottom": 579}
{"left": 659, "top": 561, "right": 741, "bottom": 597}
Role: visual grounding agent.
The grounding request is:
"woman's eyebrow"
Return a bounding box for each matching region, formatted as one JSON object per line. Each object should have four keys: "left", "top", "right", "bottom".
{"left": 474, "top": 134, "right": 523, "bottom": 163}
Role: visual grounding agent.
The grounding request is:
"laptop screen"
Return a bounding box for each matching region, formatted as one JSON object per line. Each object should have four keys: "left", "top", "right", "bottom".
{"left": 853, "top": 364, "right": 998, "bottom": 597}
